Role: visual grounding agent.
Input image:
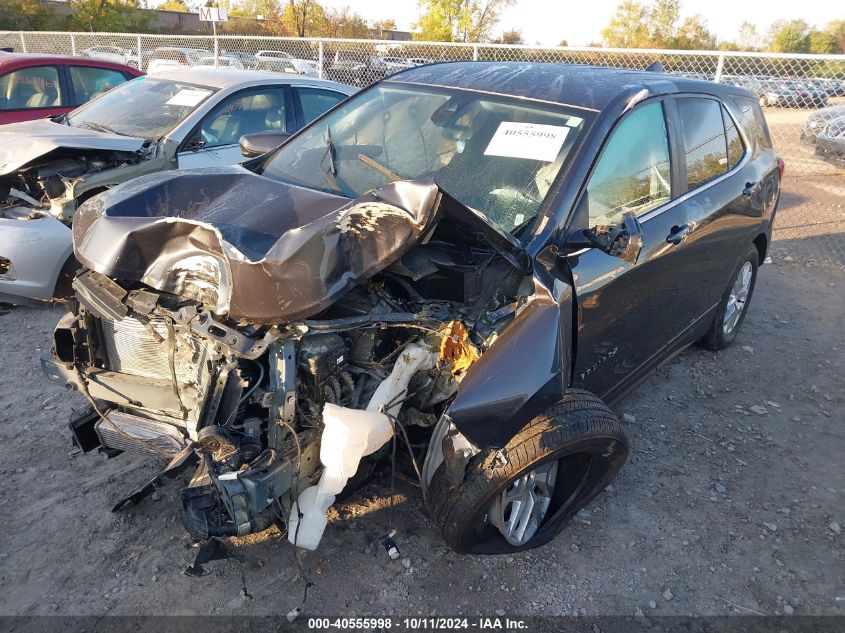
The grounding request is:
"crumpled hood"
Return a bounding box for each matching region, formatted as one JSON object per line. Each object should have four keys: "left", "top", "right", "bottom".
{"left": 0, "top": 119, "right": 145, "bottom": 174}
{"left": 72, "top": 167, "right": 443, "bottom": 324}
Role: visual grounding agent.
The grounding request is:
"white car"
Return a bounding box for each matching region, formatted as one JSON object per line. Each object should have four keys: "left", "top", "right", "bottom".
{"left": 255, "top": 50, "right": 318, "bottom": 76}
{"left": 380, "top": 56, "right": 415, "bottom": 70}
{"left": 0, "top": 69, "right": 356, "bottom": 303}
{"left": 147, "top": 47, "right": 210, "bottom": 74}
{"left": 82, "top": 45, "right": 140, "bottom": 69}
{"left": 407, "top": 57, "right": 436, "bottom": 66}
{"left": 194, "top": 55, "right": 245, "bottom": 70}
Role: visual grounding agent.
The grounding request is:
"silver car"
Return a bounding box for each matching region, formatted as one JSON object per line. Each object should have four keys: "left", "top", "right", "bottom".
{"left": 0, "top": 68, "right": 355, "bottom": 303}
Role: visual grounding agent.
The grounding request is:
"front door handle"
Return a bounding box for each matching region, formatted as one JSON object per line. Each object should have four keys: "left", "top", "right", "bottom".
{"left": 666, "top": 224, "right": 691, "bottom": 245}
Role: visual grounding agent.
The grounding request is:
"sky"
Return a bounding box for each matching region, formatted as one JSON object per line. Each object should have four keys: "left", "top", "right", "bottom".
{"left": 314, "top": 0, "right": 843, "bottom": 47}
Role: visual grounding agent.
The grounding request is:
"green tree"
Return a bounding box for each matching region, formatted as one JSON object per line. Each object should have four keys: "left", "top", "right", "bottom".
{"left": 809, "top": 30, "right": 839, "bottom": 54}
{"left": 70, "top": 0, "right": 151, "bottom": 31}
{"left": 284, "top": 0, "right": 324, "bottom": 37}
{"left": 601, "top": 1, "right": 650, "bottom": 48}
{"left": 415, "top": 0, "right": 514, "bottom": 43}
{"left": 0, "top": 0, "right": 56, "bottom": 30}
{"left": 372, "top": 18, "right": 397, "bottom": 32}
{"left": 648, "top": 0, "right": 679, "bottom": 47}
{"left": 767, "top": 19, "right": 811, "bottom": 53}
{"left": 321, "top": 6, "right": 369, "bottom": 38}
{"left": 823, "top": 19, "right": 845, "bottom": 53}
{"left": 158, "top": 0, "right": 190, "bottom": 11}
{"left": 497, "top": 29, "right": 523, "bottom": 44}
{"left": 674, "top": 15, "right": 715, "bottom": 50}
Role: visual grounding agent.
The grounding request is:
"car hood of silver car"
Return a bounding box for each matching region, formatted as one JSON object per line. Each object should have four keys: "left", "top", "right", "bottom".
{"left": 0, "top": 119, "right": 146, "bottom": 175}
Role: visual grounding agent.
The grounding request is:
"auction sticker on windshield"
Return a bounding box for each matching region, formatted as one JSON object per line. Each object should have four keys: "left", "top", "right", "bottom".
{"left": 484, "top": 121, "right": 569, "bottom": 162}
{"left": 166, "top": 88, "right": 213, "bottom": 107}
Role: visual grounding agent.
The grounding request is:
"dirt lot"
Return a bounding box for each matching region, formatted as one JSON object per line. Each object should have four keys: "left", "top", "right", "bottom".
{"left": 0, "top": 260, "right": 842, "bottom": 619}
{"left": 764, "top": 103, "right": 845, "bottom": 267}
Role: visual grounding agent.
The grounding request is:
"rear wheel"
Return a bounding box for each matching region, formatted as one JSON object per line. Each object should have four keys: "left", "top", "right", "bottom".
{"left": 428, "top": 389, "right": 628, "bottom": 554}
{"left": 698, "top": 244, "right": 759, "bottom": 350}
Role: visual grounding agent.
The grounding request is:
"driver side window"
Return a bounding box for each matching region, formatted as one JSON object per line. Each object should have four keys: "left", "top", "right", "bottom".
{"left": 586, "top": 101, "right": 672, "bottom": 226}
{"left": 196, "top": 88, "right": 287, "bottom": 148}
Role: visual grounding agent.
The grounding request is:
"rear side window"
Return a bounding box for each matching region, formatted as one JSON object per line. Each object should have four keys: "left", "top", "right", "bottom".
{"left": 297, "top": 88, "right": 346, "bottom": 124}
{"left": 722, "top": 105, "right": 745, "bottom": 169}
{"left": 586, "top": 100, "right": 672, "bottom": 226}
{"left": 69, "top": 66, "right": 129, "bottom": 105}
{"left": 729, "top": 95, "right": 773, "bottom": 152}
{"left": 0, "top": 66, "right": 62, "bottom": 110}
{"left": 676, "top": 98, "right": 728, "bottom": 190}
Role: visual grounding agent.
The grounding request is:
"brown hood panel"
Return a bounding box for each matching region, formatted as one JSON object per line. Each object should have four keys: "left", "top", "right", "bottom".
{"left": 73, "top": 167, "right": 442, "bottom": 324}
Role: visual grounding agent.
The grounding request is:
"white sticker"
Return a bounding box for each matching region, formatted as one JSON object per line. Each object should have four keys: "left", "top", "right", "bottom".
{"left": 484, "top": 122, "right": 570, "bottom": 162}
{"left": 166, "top": 88, "right": 212, "bottom": 107}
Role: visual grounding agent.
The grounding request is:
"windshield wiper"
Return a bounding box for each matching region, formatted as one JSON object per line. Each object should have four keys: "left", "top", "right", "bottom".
{"left": 319, "top": 126, "right": 343, "bottom": 194}
{"left": 323, "top": 126, "right": 337, "bottom": 176}
{"left": 81, "top": 121, "right": 125, "bottom": 136}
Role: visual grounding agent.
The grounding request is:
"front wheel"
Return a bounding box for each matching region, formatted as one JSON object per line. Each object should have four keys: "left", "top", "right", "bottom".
{"left": 698, "top": 244, "right": 759, "bottom": 350}
{"left": 427, "top": 390, "right": 628, "bottom": 554}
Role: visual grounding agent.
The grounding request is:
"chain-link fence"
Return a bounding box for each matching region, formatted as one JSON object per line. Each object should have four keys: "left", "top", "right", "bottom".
{"left": 3, "top": 31, "right": 844, "bottom": 266}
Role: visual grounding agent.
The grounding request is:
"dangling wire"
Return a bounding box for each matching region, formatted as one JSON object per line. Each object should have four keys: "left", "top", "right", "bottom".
{"left": 278, "top": 418, "right": 313, "bottom": 607}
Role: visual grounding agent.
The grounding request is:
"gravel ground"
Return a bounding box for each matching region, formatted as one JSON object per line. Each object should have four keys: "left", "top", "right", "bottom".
{"left": 0, "top": 260, "right": 842, "bottom": 619}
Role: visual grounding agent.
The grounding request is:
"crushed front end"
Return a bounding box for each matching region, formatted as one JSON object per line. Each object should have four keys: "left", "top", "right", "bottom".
{"left": 44, "top": 171, "right": 533, "bottom": 548}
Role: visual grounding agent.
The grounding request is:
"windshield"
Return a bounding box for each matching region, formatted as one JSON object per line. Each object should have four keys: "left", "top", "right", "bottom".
{"left": 260, "top": 83, "right": 588, "bottom": 233}
{"left": 67, "top": 77, "right": 216, "bottom": 139}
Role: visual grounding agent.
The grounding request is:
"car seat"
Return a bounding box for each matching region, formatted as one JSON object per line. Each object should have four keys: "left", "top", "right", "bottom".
{"left": 239, "top": 93, "right": 285, "bottom": 136}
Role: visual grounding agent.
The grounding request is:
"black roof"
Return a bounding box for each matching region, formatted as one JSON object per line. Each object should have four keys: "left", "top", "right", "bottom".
{"left": 387, "top": 62, "right": 746, "bottom": 112}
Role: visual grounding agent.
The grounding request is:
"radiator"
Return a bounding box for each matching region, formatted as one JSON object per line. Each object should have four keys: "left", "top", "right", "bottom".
{"left": 101, "top": 316, "right": 212, "bottom": 386}
{"left": 95, "top": 410, "right": 187, "bottom": 455}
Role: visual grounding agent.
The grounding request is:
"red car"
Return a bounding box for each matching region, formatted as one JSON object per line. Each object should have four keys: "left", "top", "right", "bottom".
{"left": 0, "top": 52, "right": 141, "bottom": 125}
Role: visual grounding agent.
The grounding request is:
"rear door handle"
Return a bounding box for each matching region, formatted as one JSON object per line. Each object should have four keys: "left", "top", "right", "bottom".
{"left": 743, "top": 181, "right": 760, "bottom": 197}
{"left": 666, "top": 224, "right": 691, "bottom": 245}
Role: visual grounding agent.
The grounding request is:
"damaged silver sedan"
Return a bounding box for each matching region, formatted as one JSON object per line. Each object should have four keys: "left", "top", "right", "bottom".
{"left": 0, "top": 68, "right": 354, "bottom": 303}
{"left": 43, "top": 62, "right": 780, "bottom": 555}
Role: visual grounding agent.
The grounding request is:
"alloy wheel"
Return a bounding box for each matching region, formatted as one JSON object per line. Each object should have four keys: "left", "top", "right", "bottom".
{"left": 489, "top": 460, "right": 559, "bottom": 546}
{"left": 723, "top": 261, "right": 753, "bottom": 336}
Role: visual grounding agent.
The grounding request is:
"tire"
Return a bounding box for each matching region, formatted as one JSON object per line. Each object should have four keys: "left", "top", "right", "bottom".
{"left": 428, "top": 389, "right": 629, "bottom": 555}
{"left": 698, "top": 244, "right": 759, "bottom": 351}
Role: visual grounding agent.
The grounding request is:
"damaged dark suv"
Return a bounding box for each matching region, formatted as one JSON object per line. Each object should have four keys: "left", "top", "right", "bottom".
{"left": 43, "top": 62, "right": 781, "bottom": 555}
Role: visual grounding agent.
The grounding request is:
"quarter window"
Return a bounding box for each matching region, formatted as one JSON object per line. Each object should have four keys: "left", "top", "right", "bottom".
{"left": 586, "top": 101, "right": 672, "bottom": 226}
{"left": 0, "top": 66, "right": 62, "bottom": 110}
{"left": 677, "top": 98, "right": 728, "bottom": 190}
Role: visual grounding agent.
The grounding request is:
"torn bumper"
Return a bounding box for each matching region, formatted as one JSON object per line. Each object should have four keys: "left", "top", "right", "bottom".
{"left": 0, "top": 215, "right": 72, "bottom": 301}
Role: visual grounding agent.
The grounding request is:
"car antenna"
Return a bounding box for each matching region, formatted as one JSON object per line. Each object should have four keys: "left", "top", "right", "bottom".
{"left": 645, "top": 61, "right": 664, "bottom": 73}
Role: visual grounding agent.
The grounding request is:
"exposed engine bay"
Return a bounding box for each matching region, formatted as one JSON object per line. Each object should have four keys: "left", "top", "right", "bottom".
{"left": 44, "top": 175, "right": 537, "bottom": 549}
{"left": 1, "top": 147, "right": 146, "bottom": 222}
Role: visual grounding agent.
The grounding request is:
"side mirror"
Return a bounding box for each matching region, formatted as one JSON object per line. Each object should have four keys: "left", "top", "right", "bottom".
{"left": 239, "top": 131, "right": 292, "bottom": 158}
{"left": 561, "top": 211, "right": 643, "bottom": 264}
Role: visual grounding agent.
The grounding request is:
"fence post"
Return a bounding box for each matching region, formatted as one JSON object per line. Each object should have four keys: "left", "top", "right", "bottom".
{"left": 137, "top": 35, "right": 142, "bottom": 70}
{"left": 70, "top": 34, "right": 76, "bottom": 56}
{"left": 318, "top": 40, "right": 324, "bottom": 79}
{"left": 473, "top": 45, "right": 478, "bottom": 61}
{"left": 19, "top": 32, "right": 27, "bottom": 53}
{"left": 714, "top": 53, "right": 726, "bottom": 83}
